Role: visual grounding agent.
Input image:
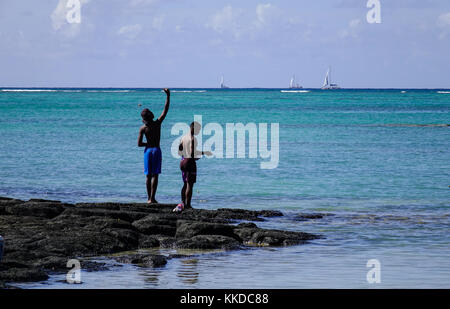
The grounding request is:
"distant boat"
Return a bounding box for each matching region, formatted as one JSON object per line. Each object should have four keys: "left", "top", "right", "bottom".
{"left": 220, "top": 76, "right": 229, "bottom": 89}
{"left": 321, "top": 67, "right": 340, "bottom": 90}
{"left": 289, "top": 75, "right": 303, "bottom": 89}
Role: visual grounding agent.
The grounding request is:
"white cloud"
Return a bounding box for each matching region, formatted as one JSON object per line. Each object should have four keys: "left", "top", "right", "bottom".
{"left": 206, "top": 5, "right": 245, "bottom": 39}
{"left": 51, "top": 0, "right": 68, "bottom": 31}
{"left": 207, "top": 4, "right": 283, "bottom": 40}
{"left": 437, "top": 12, "right": 450, "bottom": 27}
{"left": 255, "top": 3, "right": 276, "bottom": 25}
{"left": 51, "top": 0, "right": 90, "bottom": 38}
{"left": 130, "top": 0, "right": 159, "bottom": 7}
{"left": 152, "top": 15, "right": 165, "bottom": 31}
{"left": 117, "top": 24, "right": 143, "bottom": 40}
{"left": 437, "top": 12, "right": 450, "bottom": 39}
{"left": 339, "top": 18, "right": 362, "bottom": 39}
{"left": 349, "top": 18, "right": 361, "bottom": 28}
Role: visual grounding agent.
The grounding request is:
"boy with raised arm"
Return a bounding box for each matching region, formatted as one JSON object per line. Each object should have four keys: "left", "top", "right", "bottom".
{"left": 137, "top": 88, "right": 170, "bottom": 204}
{"left": 174, "top": 121, "right": 212, "bottom": 212}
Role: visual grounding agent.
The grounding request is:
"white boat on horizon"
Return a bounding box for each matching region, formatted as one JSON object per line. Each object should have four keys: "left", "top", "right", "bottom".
{"left": 220, "top": 76, "right": 229, "bottom": 89}
{"left": 289, "top": 75, "right": 303, "bottom": 89}
{"left": 321, "top": 67, "right": 340, "bottom": 90}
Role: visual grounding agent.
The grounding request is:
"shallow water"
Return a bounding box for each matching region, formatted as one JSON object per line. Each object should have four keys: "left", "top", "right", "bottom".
{"left": 1, "top": 88, "right": 449, "bottom": 288}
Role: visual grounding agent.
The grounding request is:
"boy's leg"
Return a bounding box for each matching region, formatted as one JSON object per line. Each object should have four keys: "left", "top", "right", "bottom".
{"left": 150, "top": 174, "right": 159, "bottom": 203}
{"left": 181, "top": 182, "right": 187, "bottom": 205}
{"left": 146, "top": 175, "right": 152, "bottom": 203}
{"left": 185, "top": 181, "right": 194, "bottom": 208}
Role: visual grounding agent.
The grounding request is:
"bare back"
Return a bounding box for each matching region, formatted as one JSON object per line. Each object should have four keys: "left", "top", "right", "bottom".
{"left": 141, "top": 119, "right": 162, "bottom": 148}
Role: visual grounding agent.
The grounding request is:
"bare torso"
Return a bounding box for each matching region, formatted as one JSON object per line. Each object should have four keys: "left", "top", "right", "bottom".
{"left": 141, "top": 120, "right": 161, "bottom": 148}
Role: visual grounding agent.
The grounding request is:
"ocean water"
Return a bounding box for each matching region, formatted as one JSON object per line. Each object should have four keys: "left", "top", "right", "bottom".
{"left": 1, "top": 88, "right": 449, "bottom": 288}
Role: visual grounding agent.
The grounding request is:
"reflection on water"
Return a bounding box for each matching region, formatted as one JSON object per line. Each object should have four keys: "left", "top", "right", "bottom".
{"left": 138, "top": 257, "right": 200, "bottom": 287}
{"left": 140, "top": 268, "right": 163, "bottom": 286}
{"left": 177, "top": 259, "right": 199, "bottom": 285}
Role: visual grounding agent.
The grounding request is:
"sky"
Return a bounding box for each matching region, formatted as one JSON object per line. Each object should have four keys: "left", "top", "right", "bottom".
{"left": 0, "top": 0, "right": 450, "bottom": 88}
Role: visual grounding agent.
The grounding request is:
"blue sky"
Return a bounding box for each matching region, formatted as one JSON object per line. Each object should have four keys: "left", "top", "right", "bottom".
{"left": 1, "top": 0, "right": 450, "bottom": 88}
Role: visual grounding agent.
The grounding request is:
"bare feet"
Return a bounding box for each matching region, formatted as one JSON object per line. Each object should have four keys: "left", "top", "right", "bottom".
{"left": 147, "top": 199, "right": 158, "bottom": 204}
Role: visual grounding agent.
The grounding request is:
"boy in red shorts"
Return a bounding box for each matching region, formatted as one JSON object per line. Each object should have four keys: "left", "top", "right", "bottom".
{"left": 174, "top": 121, "right": 212, "bottom": 212}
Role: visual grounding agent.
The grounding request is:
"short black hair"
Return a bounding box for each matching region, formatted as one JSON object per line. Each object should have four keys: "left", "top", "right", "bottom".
{"left": 190, "top": 121, "right": 201, "bottom": 135}
{"left": 141, "top": 108, "right": 154, "bottom": 121}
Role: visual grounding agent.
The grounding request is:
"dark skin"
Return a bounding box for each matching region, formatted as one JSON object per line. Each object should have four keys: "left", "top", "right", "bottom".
{"left": 138, "top": 88, "right": 170, "bottom": 204}
{"left": 179, "top": 123, "right": 212, "bottom": 208}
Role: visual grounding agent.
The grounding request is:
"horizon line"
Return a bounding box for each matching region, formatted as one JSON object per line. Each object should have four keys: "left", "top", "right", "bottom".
{"left": 1, "top": 87, "right": 450, "bottom": 90}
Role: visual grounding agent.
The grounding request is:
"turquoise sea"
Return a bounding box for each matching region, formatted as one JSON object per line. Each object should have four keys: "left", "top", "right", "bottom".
{"left": 1, "top": 88, "right": 449, "bottom": 288}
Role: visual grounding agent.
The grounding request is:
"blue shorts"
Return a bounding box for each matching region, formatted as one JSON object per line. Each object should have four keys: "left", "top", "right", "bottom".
{"left": 144, "top": 147, "right": 162, "bottom": 175}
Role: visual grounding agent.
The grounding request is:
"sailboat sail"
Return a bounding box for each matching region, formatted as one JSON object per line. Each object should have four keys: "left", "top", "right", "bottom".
{"left": 289, "top": 74, "right": 302, "bottom": 89}
{"left": 321, "top": 67, "right": 340, "bottom": 89}
{"left": 220, "top": 75, "right": 229, "bottom": 88}
{"left": 323, "top": 69, "right": 330, "bottom": 88}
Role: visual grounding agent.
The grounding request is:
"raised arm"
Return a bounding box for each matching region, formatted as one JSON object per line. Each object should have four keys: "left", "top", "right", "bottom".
{"left": 158, "top": 88, "right": 170, "bottom": 122}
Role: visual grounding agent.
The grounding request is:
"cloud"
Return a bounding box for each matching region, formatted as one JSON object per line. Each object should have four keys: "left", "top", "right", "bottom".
{"left": 256, "top": 3, "right": 271, "bottom": 24}
{"left": 207, "top": 3, "right": 284, "bottom": 40}
{"left": 338, "top": 18, "right": 362, "bottom": 39}
{"left": 117, "top": 24, "right": 143, "bottom": 40}
{"left": 255, "top": 3, "right": 278, "bottom": 25}
{"left": 437, "top": 12, "right": 450, "bottom": 39}
{"left": 206, "top": 5, "right": 245, "bottom": 39}
{"left": 152, "top": 15, "right": 165, "bottom": 31}
{"left": 130, "top": 0, "right": 159, "bottom": 7}
{"left": 437, "top": 12, "right": 450, "bottom": 26}
{"left": 51, "top": 0, "right": 90, "bottom": 38}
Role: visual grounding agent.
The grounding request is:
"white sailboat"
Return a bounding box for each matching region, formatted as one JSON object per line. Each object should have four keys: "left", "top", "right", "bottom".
{"left": 289, "top": 75, "right": 303, "bottom": 89}
{"left": 321, "top": 67, "right": 340, "bottom": 90}
{"left": 220, "top": 76, "right": 229, "bottom": 89}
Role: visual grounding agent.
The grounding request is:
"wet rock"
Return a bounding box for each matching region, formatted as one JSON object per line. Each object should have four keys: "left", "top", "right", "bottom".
{"left": 103, "top": 228, "right": 139, "bottom": 248}
{"left": 93, "top": 218, "right": 134, "bottom": 230}
{"left": 114, "top": 254, "right": 167, "bottom": 268}
{"left": 156, "top": 235, "right": 177, "bottom": 248}
{"left": 174, "top": 235, "right": 240, "bottom": 250}
{"left": 33, "top": 256, "right": 70, "bottom": 271}
{"left": 60, "top": 208, "right": 147, "bottom": 222}
{"left": 168, "top": 253, "right": 192, "bottom": 259}
{"left": 132, "top": 215, "right": 177, "bottom": 236}
{"left": 0, "top": 196, "right": 321, "bottom": 285}
{"left": 233, "top": 227, "right": 319, "bottom": 246}
{"left": 294, "top": 213, "right": 334, "bottom": 221}
{"left": 79, "top": 260, "right": 111, "bottom": 272}
{"left": 4, "top": 202, "right": 65, "bottom": 219}
{"left": 216, "top": 208, "right": 283, "bottom": 222}
{"left": 0, "top": 262, "right": 48, "bottom": 283}
{"left": 236, "top": 222, "right": 258, "bottom": 228}
{"left": 175, "top": 220, "right": 239, "bottom": 240}
{"left": 138, "top": 235, "right": 160, "bottom": 248}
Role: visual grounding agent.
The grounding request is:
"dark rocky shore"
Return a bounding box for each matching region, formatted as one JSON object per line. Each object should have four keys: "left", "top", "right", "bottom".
{"left": 0, "top": 196, "right": 321, "bottom": 287}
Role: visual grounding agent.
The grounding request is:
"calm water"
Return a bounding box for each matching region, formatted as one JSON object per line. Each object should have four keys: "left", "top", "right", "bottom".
{"left": 1, "top": 88, "right": 449, "bottom": 288}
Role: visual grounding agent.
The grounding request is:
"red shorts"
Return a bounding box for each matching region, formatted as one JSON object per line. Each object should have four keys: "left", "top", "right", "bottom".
{"left": 180, "top": 158, "right": 197, "bottom": 183}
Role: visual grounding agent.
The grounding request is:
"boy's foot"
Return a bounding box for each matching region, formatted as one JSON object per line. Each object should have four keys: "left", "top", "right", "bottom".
{"left": 173, "top": 203, "right": 184, "bottom": 212}
{"left": 147, "top": 199, "right": 158, "bottom": 204}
